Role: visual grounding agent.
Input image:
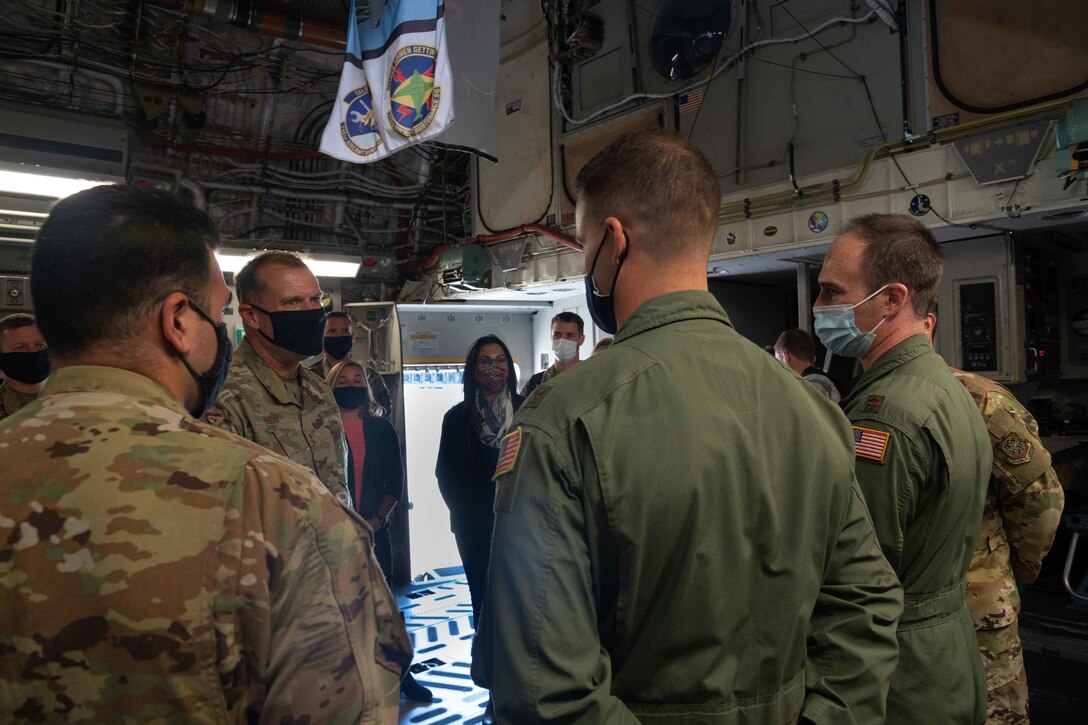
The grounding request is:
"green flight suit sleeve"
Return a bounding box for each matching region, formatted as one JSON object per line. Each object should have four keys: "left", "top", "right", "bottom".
{"left": 803, "top": 482, "right": 903, "bottom": 724}
{"left": 850, "top": 421, "right": 930, "bottom": 573}
{"left": 471, "top": 425, "right": 639, "bottom": 724}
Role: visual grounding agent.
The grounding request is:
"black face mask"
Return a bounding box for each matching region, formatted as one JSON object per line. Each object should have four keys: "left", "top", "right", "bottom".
{"left": 180, "top": 297, "right": 234, "bottom": 418}
{"left": 333, "top": 386, "right": 368, "bottom": 410}
{"left": 584, "top": 227, "right": 628, "bottom": 335}
{"left": 324, "top": 335, "right": 353, "bottom": 360}
{"left": 0, "top": 349, "right": 51, "bottom": 384}
{"left": 251, "top": 305, "right": 327, "bottom": 356}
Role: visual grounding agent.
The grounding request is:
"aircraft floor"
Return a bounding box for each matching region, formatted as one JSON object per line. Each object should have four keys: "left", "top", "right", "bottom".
{"left": 394, "top": 569, "right": 491, "bottom": 725}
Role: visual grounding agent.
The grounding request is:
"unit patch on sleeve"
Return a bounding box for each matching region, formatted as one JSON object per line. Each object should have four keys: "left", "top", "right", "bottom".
{"left": 493, "top": 427, "right": 523, "bottom": 479}
{"left": 1000, "top": 431, "right": 1033, "bottom": 465}
{"left": 853, "top": 425, "right": 891, "bottom": 463}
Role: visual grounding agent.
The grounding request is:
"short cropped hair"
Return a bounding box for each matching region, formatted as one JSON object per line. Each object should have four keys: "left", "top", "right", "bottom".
{"left": 0, "top": 313, "right": 36, "bottom": 339}
{"left": 844, "top": 214, "right": 943, "bottom": 319}
{"left": 551, "top": 311, "right": 584, "bottom": 335}
{"left": 326, "top": 311, "right": 351, "bottom": 321}
{"left": 235, "top": 251, "right": 309, "bottom": 306}
{"left": 32, "top": 186, "right": 217, "bottom": 358}
{"left": 775, "top": 328, "right": 816, "bottom": 363}
{"left": 574, "top": 128, "right": 720, "bottom": 257}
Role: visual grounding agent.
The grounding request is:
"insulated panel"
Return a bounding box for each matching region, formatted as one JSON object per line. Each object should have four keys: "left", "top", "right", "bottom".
{"left": 476, "top": 35, "right": 553, "bottom": 230}
{"left": 925, "top": 0, "right": 1088, "bottom": 126}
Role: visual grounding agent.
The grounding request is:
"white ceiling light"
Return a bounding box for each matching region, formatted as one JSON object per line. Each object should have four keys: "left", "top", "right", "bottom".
{"left": 0, "top": 169, "right": 113, "bottom": 199}
{"left": 215, "top": 250, "right": 361, "bottom": 278}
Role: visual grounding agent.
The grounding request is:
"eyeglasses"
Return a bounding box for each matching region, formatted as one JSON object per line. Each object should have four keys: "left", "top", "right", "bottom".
{"left": 476, "top": 356, "right": 508, "bottom": 370}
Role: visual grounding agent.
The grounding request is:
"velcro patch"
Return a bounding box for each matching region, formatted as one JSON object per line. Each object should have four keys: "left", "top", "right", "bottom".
{"left": 493, "top": 427, "right": 523, "bottom": 479}
{"left": 853, "top": 425, "right": 891, "bottom": 463}
{"left": 523, "top": 386, "right": 551, "bottom": 409}
{"left": 1000, "top": 432, "right": 1033, "bottom": 465}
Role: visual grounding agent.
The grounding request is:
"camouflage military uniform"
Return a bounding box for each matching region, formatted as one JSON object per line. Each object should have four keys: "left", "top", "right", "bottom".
{"left": 0, "top": 365, "right": 411, "bottom": 723}
{"left": 204, "top": 339, "right": 351, "bottom": 506}
{"left": 304, "top": 355, "right": 334, "bottom": 379}
{"left": 0, "top": 381, "right": 37, "bottom": 421}
{"left": 954, "top": 369, "right": 1065, "bottom": 725}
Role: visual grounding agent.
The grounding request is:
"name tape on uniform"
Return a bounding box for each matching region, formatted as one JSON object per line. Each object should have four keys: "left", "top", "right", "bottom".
{"left": 493, "top": 427, "right": 523, "bottom": 479}
{"left": 852, "top": 425, "right": 890, "bottom": 464}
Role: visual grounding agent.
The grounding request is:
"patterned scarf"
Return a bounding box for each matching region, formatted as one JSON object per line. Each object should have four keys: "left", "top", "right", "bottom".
{"left": 472, "top": 389, "right": 514, "bottom": 448}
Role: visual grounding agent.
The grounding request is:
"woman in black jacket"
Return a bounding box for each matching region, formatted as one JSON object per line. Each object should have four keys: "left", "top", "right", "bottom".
{"left": 329, "top": 360, "right": 435, "bottom": 703}
{"left": 436, "top": 335, "right": 525, "bottom": 621}
{"left": 327, "top": 360, "right": 402, "bottom": 580}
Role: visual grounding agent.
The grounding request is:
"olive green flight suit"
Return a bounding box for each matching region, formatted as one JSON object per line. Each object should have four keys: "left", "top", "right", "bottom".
{"left": 842, "top": 335, "right": 991, "bottom": 724}
{"left": 472, "top": 291, "right": 903, "bottom": 724}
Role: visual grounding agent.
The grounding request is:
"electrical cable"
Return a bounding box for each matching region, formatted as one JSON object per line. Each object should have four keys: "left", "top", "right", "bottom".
{"left": 771, "top": 2, "right": 1010, "bottom": 232}
{"left": 552, "top": 9, "right": 879, "bottom": 126}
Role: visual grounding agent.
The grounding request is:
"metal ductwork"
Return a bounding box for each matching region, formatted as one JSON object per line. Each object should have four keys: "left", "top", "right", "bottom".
{"left": 166, "top": 0, "right": 347, "bottom": 49}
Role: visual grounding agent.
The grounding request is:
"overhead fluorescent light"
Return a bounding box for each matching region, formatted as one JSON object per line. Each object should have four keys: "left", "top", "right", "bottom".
{"left": 305, "top": 258, "right": 363, "bottom": 278}
{"left": 0, "top": 169, "right": 113, "bottom": 199}
{"left": 215, "top": 250, "right": 361, "bottom": 278}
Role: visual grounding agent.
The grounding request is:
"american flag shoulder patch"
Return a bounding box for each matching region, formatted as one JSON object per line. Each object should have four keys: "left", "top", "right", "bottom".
{"left": 852, "top": 425, "right": 891, "bottom": 463}
{"left": 493, "top": 427, "right": 523, "bottom": 479}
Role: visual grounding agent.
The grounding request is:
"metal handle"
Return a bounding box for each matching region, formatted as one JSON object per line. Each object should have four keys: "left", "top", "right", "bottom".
{"left": 1026, "top": 347, "right": 1039, "bottom": 374}
{"left": 1062, "top": 532, "right": 1088, "bottom": 602}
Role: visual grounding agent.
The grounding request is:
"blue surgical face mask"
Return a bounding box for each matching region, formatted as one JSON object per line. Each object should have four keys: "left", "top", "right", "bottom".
{"left": 812, "top": 284, "right": 889, "bottom": 358}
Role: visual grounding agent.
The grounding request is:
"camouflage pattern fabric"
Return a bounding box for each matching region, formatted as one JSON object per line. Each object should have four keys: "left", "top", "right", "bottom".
{"left": 954, "top": 369, "right": 1065, "bottom": 723}
{"left": 977, "top": 625, "right": 1029, "bottom": 724}
{"left": 304, "top": 355, "right": 334, "bottom": 380}
{"left": 0, "top": 365, "right": 412, "bottom": 723}
{"left": 0, "top": 381, "right": 37, "bottom": 422}
{"left": 204, "top": 338, "right": 351, "bottom": 507}
{"left": 801, "top": 370, "right": 841, "bottom": 403}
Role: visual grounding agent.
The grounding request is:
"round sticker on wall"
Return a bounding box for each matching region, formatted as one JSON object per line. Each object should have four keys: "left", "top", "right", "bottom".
{"left": 763, "top": 225, "right": 778, "bottom": 237}
{"left": 808, "top": 211, "right": 829, "bottom": 233}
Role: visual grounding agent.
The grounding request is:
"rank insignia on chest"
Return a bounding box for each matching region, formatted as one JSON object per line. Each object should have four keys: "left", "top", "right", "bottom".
{"left": 493, "top": 427, "right": 523, "bottom": 479}
{"left": 263, "top": 415, "right": 279, "bottom": 425}
{"left": 1000, "top": 432, "right": 1033, "bottom": 465}
{"left": 853, "top": 425, "right": 890, "bottom": 463}
{"left": 524, "top": 386, "right": 551, "bottom": 409}
{"left": 864, "top": 395, "right": 884, "bottom": 412}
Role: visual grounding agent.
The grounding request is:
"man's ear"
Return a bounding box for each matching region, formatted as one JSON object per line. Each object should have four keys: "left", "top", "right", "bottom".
{"left": 883, "top": 283, "right": 910, "bottom": 317}
{"left": 161, "top": 292, "right": 195, "bottom": 355}
{"left": 238, "top": 303, "right": 260, "bottom": 329}
{"left": 603, "top": 216, "right": 627, "bottom": 264}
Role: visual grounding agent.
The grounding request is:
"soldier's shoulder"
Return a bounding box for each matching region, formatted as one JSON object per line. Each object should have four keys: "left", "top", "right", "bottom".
{"left": 180, "top": 409, "right": 346, "bottom": 514}
{"left": 517, "top": 345, "right": 655, "bottom": 429}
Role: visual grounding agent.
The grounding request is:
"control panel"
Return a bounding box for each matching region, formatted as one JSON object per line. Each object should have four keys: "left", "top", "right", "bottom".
{"left": 957, "top": 279, "right": 999, "bottom": 372}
